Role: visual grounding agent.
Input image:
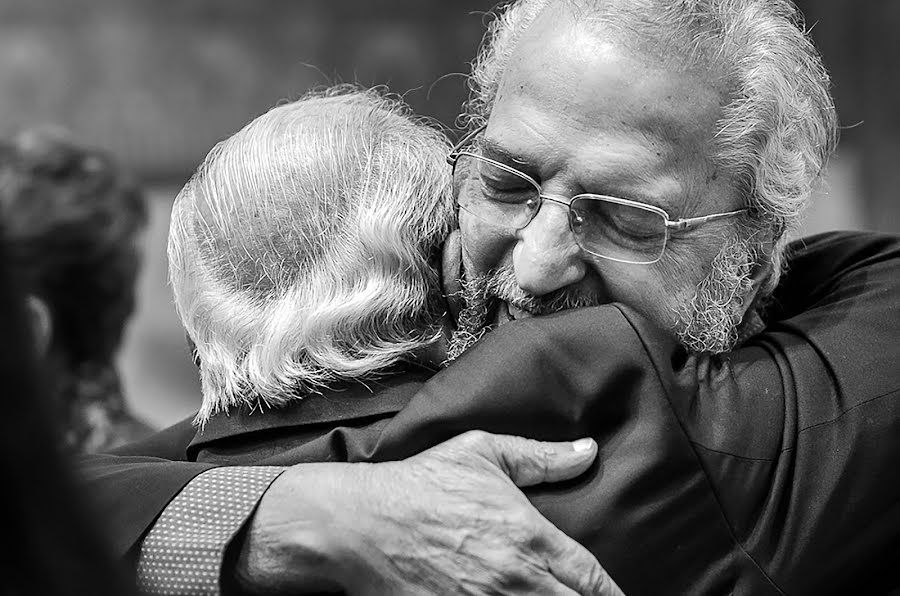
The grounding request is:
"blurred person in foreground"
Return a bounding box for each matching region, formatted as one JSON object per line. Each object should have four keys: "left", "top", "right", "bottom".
{"left": 0, "top": 127, "right": 153, "bottom": 452}
{"left": 0, "top": 224, "right": 136, "bottom": 596}
{"left": 87, "top": 0, "right": 899, "bottom": 593}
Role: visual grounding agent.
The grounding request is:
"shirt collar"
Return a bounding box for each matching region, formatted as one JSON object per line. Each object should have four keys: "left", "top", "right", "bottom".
{"left": 187, "top": 366, "right": 434, "bottom": 457}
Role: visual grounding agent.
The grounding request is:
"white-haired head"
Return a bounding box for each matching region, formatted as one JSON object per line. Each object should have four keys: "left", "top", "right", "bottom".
{"left": 169, "top": 88, "right": 455, "bottom": 424}
{"left": 465, "top": 0, "right": 838, "bottom": 296}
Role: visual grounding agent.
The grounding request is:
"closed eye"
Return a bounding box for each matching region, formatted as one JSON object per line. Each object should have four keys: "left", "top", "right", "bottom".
{"left": 477, "top": 162, "right": 538, "bottom": 205}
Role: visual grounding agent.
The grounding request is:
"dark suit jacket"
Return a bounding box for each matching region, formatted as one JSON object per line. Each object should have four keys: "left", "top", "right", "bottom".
{"left": 85, "top": 231, "right": 900, "bottom": 594}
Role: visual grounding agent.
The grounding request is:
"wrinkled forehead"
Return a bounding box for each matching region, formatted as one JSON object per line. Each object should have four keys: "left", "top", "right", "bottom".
{"left": 484, "top": 4, "right": 734, "bottom": 213}
{"left": 502, "top": 6, "right": 726, "bottom": 146}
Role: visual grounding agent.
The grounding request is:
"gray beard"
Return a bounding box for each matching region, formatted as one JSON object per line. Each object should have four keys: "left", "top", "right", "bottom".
{"left": 444, "top": 275, "right": 492, "bottom": 363}
{"left": 445, "top": 237, "right": 756, "bottom": 362}
{"left": 672, "top": 236, "right": 756, "bottom": 353}
{"left": 444, "top": 266, "right": 603, "bottom": 363}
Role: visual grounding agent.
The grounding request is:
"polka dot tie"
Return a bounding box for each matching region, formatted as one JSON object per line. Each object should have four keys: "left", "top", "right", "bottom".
{"left": 137, "top": 466, "right": 284, "bottom": 595}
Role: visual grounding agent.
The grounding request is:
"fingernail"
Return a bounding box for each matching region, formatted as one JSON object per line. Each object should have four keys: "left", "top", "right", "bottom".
{"left": 572, "top": 438, "right": 595, "bottom": 452}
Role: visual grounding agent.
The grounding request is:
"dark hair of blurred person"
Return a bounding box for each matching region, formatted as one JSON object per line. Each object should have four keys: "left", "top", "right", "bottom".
{"left": 0, "top": 127, "right": 153, "bottom": 452}
{"left": 0, "top": 223, "right": 136, "bottom": 596}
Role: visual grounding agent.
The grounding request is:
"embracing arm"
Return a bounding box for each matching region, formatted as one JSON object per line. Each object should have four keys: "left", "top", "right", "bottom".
{"left": 232, "top": 432, "right": 621, "bottom": 596}
{"left": 673, "top": 231, "right": 900, "bottom": 593}
{"left": 82, "top": 425, "right": 619, "bottom": 595}
{"left": 80, "top": 416, "right": 210, "bottom": 556}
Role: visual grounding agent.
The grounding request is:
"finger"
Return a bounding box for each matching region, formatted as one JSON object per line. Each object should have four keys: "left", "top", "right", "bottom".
{"left": 526, "top": 575, "right": 582, "bottom": 596}
{"left": 490, "top": 558, "right": 583, "bottom": 596}
{"left": 545, "top": 526, "right": 625, "bottom": 596}
{"left": 480, "top": 432, "right": 598, "bottom": 487}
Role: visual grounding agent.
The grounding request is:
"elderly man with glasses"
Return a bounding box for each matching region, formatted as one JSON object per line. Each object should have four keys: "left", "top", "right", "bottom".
{"left": 444, "top": 123, "right": 754, "bottom": 361}
{"left": 448, "top": 123, "right": 746, "bottom": 267}
{"left": 85, "top": 0, "right": 899, "bottom": 595}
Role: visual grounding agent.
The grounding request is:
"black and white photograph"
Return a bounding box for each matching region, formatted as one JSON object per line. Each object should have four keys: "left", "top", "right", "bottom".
{"left": 0, "top": 1, "right": 897, "bottom": 594}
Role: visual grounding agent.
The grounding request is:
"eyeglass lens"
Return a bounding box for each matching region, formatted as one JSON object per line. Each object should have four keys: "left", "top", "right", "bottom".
{"left": 455, "top": 152, "right": 668, "bottom": 264}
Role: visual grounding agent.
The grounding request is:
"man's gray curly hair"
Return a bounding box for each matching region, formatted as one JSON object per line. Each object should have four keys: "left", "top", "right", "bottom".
{"left": 464, "top": 0, "right": 838, "bottom": 295}
{"left": 168, "top": 88, "right": 456, "bottom": 424}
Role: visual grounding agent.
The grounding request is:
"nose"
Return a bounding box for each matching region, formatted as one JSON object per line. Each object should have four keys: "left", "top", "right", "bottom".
{"left": 513, "top": 199, "right": 587, "bottom": 296}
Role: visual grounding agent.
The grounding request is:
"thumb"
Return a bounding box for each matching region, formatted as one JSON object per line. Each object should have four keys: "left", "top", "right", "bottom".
{"left": 478, "top": 433, "right": 598, "bottom": 487}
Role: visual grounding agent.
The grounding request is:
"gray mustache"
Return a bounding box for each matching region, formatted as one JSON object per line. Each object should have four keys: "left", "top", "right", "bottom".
{"left": 481, "top": 265, "right": 603, "bottom": 316}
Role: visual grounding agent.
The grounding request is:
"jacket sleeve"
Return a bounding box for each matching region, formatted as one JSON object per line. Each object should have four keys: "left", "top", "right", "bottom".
{"left": 79, "top": 416, "right": 215, "bottom": 556}
{"left": 81, "top": 453, "right": 217, "bottom": 556}
{"left": 671, "top": 231, "right": 900, "bottom": 594}
{"left": 136, "top": 466, "right": 284, "bottom": 596}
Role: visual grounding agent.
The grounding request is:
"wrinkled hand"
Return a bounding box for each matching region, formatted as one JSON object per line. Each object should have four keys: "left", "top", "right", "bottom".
{"left": 235, "top": 430, "right": 623, "bottom": 595}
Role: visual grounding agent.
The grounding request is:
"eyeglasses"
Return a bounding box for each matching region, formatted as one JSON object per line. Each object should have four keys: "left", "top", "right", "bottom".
{"left": 447, "top": 125, "right": 747, "bottom": 265}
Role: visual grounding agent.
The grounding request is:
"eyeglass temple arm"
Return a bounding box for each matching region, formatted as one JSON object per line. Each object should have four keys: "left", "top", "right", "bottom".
{"left": 665, "top": 209, "right": 748, "bottom": 231}
{"left": 447, "top": 124, "right": 488, "bottom": 165}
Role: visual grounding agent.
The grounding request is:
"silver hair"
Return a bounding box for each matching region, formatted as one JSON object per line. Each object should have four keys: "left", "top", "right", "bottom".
{"left": 464, "top": 0, "right": 838, "bottom": 295}
{"left": 168, "top": 87, "right": 456, "bottom": 424}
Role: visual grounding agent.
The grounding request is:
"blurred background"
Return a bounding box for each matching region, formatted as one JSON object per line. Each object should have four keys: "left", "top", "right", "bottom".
{"left": 1, "top": 0, "right": 896, "bottom": 428}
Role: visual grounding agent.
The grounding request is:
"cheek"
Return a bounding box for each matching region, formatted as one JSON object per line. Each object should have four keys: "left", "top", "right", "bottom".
{"left": 625, "top": 269, "right": 682, "bottom": 326}
{"left": 591, "top": 259, "right": 692, "bottom": 331}
{"left": 650, "top": 237, "right": 724, "bottom": 313}
{"left": 643, "top": 266, "right": 691, "bottom": 328}
{"left": 459, "top": 211, "right": 517, "bottom": 275}
{"left": 659, "top": 232, "right": 720, "bottom": 283}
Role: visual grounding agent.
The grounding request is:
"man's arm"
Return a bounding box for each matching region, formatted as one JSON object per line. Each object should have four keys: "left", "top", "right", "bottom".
{"left": 81, "top": 416, "right": 210, "bottom": 556}
{"left": 353, "top": 230, "right": 899, "bottom": 594}
{"left": 233, "top": 432, "right": 621, "bottom": 596}
{"left": 671, "top": 231, "right": 900, "bottom": 593}
{"left": 85, "top": 429, "right": 621, "bottom": 595}
{"left": 82, "top": 453, "right": 216, "bottom": 556}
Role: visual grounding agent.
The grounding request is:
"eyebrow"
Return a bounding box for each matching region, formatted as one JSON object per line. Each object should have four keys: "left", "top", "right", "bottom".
{"left": 477, "top": 135, "right": 678, "bottom": 211}
{"left": 478, "top": 137, "right": 532, "bottom": 169}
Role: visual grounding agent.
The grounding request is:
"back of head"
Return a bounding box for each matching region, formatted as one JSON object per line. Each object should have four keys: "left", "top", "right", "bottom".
{"left": 169, "top": 87, "right": 455, "bottom": 423}
{"left": 467, "top": 0, "right": 838, "bottom": 294}
{"left": 0, "top": 127, "right": 147, "bottom": 367}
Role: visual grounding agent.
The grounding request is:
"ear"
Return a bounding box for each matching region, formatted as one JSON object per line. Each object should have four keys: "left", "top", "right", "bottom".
{"left": 25, "top": 294, "right": 53, "bottom": 357}
{"left": 185, "top": 333, "right": 202, "bottom": 368}
{"left": 440, "top": 229, "right": 463, "bottom": 327}
{"left": 742, "top": 256, "right": 775, "bottom": 316}
{"left": 451, "top": 153, "right": 470, "bottom": 199}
